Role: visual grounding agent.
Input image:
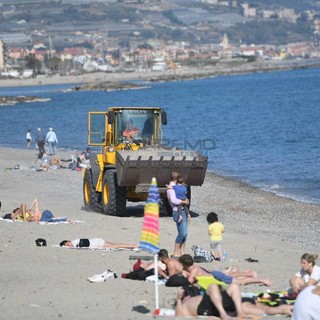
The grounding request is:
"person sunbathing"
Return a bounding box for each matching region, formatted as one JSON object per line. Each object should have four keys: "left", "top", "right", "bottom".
{"left": 8, "top": 199, "right": 72, "bottom": 223}
{"left": 176, "top": 283, "right": 292, "bottom": 318}
{"left": 59, "top": 238, "right": 137, "bottom": 250}
{"left": 179, "top": 254, "right": 272, "bottom": 286}
{"left": 158, "top": 248, "right": 184, "bottom": 276}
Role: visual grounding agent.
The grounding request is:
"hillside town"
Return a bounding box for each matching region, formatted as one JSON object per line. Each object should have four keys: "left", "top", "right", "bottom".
{"left": 1, "top": 0, "right": 320, "bottom": 79}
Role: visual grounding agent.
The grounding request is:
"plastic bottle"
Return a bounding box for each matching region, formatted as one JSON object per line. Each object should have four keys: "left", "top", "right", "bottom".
{"left": 223, "top": 250, "right": 227, "bottom": 262}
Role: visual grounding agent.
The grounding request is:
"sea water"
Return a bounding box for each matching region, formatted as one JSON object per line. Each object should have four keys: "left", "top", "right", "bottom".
{"left": 0, "top": 68, "right": 319, "bottom": 205}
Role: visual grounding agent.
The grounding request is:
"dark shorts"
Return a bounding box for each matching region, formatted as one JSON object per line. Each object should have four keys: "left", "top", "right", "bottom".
{"left": 197, "top": 291, "right": 236, "bottom": 316}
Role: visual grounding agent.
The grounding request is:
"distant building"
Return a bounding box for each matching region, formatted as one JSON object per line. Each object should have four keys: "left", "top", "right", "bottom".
{"left": 242, "top": 3, "right": 257, "bottom": 18}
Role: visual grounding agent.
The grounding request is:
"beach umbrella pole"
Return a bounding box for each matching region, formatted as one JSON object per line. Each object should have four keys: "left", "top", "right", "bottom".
{"left": 154, "top": 253, "right": 160, "bottom": 315}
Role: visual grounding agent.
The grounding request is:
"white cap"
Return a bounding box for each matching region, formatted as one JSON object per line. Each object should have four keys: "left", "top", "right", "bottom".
{"left": 37, "top": 128, "right": 41, "bottom": 131}
{"left": 49, "top": 127, "right": 53, "bottom": 131}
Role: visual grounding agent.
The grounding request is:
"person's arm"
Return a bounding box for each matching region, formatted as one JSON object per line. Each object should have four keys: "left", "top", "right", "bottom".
{"left": 28, "top": 199, "right": 42, "bottom": 221}
{"left": 175, "top": 288, "right": 187, "bottom": 316}
{"left": 157, "top": 267, "right": 168, "bottom": 279}
{"left": 208, "top": 226, "right": 211, "bottom": 236}
{"left": 307, "top": 267, "right": 320, "bottom": 286}
{"left": 20, "top": 203, "right": 28, "bottom": 222}
{"left": 28, "top": 199, "right": 38, "bottom": 212}
{"left": 168, "top": 188, "right": 189, "bottom": 206}
{"left": 187, "top": 268, "right": 197, "bottom": 284}
{"left": 167, "top": 188, "right": 182, "bottom": 206}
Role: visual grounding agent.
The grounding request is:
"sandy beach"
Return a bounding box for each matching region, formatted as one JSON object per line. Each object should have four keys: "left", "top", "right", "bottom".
{"left": 0, "top": 147, "right": 319, "bottom": 319}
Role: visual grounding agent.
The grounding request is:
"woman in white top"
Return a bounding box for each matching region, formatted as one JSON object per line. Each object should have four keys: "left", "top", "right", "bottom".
{"left": 289, "top": 253, "right": 320, "bottom": 294}
{"left": 60, "top": 238, "right": 137, "bottom": 249}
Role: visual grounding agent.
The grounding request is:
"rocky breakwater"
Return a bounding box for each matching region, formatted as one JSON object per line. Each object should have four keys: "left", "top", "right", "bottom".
{"left": 70, "top": 81, "right": 149, "bottom": 92}
{"left": 0, "top": 96, "right": 50, "bottom": 106}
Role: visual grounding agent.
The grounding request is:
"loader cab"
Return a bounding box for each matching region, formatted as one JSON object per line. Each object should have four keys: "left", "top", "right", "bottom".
{"left": 110, "top": 108, "right": 166, "bottom": 147}
{"left": 88, "top": 107, "right": 167, "bottom": 148}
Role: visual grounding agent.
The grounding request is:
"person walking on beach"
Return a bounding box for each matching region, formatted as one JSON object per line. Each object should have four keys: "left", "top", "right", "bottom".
{"left": 46, "top": 127, "right": 58, "bottom": 155}
{"left": 207, "top": 211, "right": 224, "bottom": 262}
{"left": 167, "top": 171, "right": 190, "bottom": 258}
{"left": 36, "top": 127, "right": 46, "bottom": 155}
{"left": 289, "top": 253, "right": 320, "bottom": 294}
{"left": 26, "top": 129, "right": 32, "bottom": 148}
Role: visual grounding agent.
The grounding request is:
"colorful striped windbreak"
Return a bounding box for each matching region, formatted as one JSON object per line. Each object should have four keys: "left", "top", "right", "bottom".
{"left": 139, "top": 177, "right": 160, "bottom": 254}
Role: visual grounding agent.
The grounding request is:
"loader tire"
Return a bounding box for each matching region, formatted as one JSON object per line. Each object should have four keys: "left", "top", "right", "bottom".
{"left": 83, "top": 169, "right": 102, "bottom": 212}
{"left": 102, "top": 169, "right": 127, "bottom": 216}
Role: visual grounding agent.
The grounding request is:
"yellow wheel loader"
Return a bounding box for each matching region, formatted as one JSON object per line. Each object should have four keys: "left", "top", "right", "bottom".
{"left": 83, "top": 107, "right": 208, "bottom": 216}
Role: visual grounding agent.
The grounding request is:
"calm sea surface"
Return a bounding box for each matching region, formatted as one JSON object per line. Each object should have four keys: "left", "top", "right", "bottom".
{"left": 0, "top": 68, "right": 320, "bottom": 204}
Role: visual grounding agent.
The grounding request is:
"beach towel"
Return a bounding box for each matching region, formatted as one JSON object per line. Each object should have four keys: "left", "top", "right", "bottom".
{"left": 255, "top": 291, "right": 295, "bottom": 306}
{"left": 0, "top": 217, "right": 85, "bottom": 224}
{"left": 39, "top": 219, "right": 85, "bottom": 225}
{"left": 196, "top": 275, "right": 228, "bottom": 290}
{"left": 241, "top": 291, "right": 295, "bottom": 306}
{"left": 59, "top": 246, "right": 140, "bottom": 252}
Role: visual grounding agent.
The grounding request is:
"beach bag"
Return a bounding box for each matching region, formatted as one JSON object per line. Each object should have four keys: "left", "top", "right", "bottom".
{"left": 191, "top": 245, "right": 214, "bottom": 262}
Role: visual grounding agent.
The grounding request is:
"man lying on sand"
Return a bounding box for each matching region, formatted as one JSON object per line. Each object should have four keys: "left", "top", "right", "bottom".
{"left": 60, "top": 238, "right": 137, "bottom": 250}
{"left": 179, "top": 254, "right": 272, "bottom": 286}
{"left": 176, "top": 282, "right": 292, "bottom": 318}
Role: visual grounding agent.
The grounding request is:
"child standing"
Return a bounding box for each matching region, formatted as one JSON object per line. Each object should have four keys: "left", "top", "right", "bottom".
{"left": 207, "top": 212, "right": 224, "bottom": 262}
{"left": 173, "top": 175, "right": 191, "bottom": 222}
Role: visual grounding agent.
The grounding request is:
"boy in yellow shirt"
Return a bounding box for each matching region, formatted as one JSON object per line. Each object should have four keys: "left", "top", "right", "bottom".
{"left": 207, "top": 212, "right": 224, "bottom": 262}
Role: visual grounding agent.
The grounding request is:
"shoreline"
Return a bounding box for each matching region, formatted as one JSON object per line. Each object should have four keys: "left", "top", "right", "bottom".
{"left": 1, "top": 59, "right": 320, "bottom": 89}
{"left": 2, "top": 144, "right": 319, "bottom": 208}
{"left": 0, "top": 146, "right": 319, "bottom": 319}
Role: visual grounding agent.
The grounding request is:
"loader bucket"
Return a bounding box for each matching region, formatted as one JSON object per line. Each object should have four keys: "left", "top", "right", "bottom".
{"left": 116, "top": 149, "right": 208, "bottom": 188}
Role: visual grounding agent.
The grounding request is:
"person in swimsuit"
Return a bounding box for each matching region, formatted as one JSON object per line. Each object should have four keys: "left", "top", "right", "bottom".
{"left": 6, "top": 199, "right": 72, "bottom": 223}
{"left": 176, "top": 283, "right": 292, "bottom": 318}
{"left": 179, "top": 254, "right": 272, "bottom": 286}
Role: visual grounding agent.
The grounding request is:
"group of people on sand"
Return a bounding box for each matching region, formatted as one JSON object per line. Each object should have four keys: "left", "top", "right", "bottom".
{"left": 121, "top": 249, "right": 319, "bottom": 319}
{"left": 2, "top": 169, "right": 319, "bottom": 319}
{"left": 161, "top": 171, "right": 320, "bottom": 319}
